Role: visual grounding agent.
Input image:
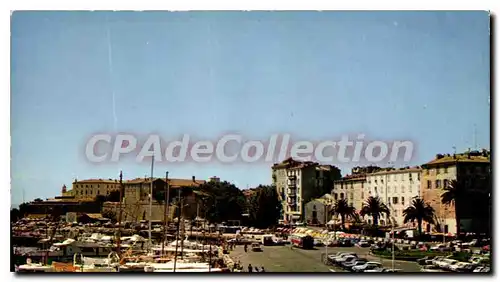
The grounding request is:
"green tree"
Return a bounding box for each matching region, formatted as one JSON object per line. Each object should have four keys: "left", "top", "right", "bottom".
{"left": 18, "top": 202, "right": 29, "bottom": 218}
{"left": 33, "top": 198, "right": 43, "bottom": 202}
{"left": 10, "top": 208, "right": 20, "bottom": 222}
{"left": 330, "top": 199, "right": 356, "bottom": 230}
{"left": 403, "top": 198, "right": 435, "bottom": 237}
{"left": 248, "top": 185, "right": 282, "bottom": 229}
{"left": 360, "top": 196, "right": 390, "bottom": 227}
{"left": 195, "top": 181, "right": 246, "bottom": 223}
{"left": 106, "top": 190, "right": 122, "bottom": 202}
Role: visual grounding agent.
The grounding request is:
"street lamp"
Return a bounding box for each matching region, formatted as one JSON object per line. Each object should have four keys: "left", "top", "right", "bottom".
{"left": 388, "top": 205, "right": 395, "bottom": 271}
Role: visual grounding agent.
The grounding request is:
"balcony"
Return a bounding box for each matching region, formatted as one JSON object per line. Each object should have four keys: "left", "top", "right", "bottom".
{"left": 287, "top": 192, "right": 297, "bottom": 197}
{"left": 287, "top": 181, "right": 297, "bottom": 188}
{"left": 287, "top": 174, "right": 297, "bottom": 180}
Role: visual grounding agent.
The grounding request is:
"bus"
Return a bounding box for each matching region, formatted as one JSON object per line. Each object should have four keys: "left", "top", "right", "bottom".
{"left": 290, "top": 234, "right": 314, "bottom": 249}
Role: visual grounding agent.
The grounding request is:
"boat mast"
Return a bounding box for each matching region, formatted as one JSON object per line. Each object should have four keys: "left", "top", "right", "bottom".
{"left": 162, "top": 171, "right": 170, "bottom": 256}
{"left": 149, "top": 156, "right": 154, "bottom": 251}
{"left": 173, "top": 187, "right": 181, "bottom": 272}
{"left": 117, "top": 171, "right": 123, "bottom": 257}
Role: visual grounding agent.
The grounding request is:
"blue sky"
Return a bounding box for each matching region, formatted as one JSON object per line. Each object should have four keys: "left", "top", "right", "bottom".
{"left": 11, "top": 11, "right": 490, "bottom": 205}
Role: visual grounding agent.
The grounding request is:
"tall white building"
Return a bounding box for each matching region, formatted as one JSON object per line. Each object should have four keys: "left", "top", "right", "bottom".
{"left": 365, "top": 167, "right": 422, "bottom": 227}
{"left": 272, "top": 158, "right": 341, "bottom": 224}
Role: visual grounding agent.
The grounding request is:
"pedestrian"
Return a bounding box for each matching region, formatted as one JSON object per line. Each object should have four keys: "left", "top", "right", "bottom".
{"left": 248, "top": 264, "right": 253, "bottom": 273}
{"left": 261, "top": 266, "right": 265, "bottom": 272}
{"left": 254, "top": 266, "right": 259, "bottom": 272}
{"left": 244, "top": 244, "right": 248, "bottom": 252}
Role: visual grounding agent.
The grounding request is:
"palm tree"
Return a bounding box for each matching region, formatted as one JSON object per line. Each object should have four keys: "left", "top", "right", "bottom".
{"left": 330, "top": 199, "right": 356, "bottom": 230}
{"left": 360, "top": 196, "right": 390, "bottom": 227}
{"left": 403, "top": 198, "right": 435, "bottom": 237}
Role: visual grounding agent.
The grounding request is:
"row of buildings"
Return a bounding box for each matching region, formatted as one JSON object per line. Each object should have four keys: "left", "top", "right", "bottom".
{"left": 24, "top": 176, "right": 221, "bottom": 222}
{"left": 273, "top": 149, "right": 491, "bottom": 236}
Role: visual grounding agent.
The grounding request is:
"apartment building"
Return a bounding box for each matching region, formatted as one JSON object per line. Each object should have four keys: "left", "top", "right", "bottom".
{"left": 332, "top": 166, "right": 383, "bottom": 211}
{"left": 332, "top": 174, "right": 365, "bottom": 211}
{"left": 421, "top": 150, "right": 490, "bottom": 235}
{"left": 365, "top": 167, "right": 422, "bottom": 227}
{"left": 70, "top": 179, "right": 121, "bottom": 200}
{"left": 272, "top": 158, "right": 341, "bottom": 223}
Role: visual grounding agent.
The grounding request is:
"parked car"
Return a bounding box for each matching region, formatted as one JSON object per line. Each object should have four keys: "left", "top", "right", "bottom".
{"left": 384, "top": 269, "right": 402, "bottom": 272}
{"left": 462, "top": 239, "right": 478, "bottom": 247}
{"left": 333, "top": 252, "right": 357, "bottom": 264}
{"left": 251, "top": 242, "right": 262, "bottom": 252}
{"left": 314, "top": 239, "right": 324, "bottom": 247}
{"left": 417, "top": 256, "right": 431, "bottom": 265}
{"left": 469, "top": 256, "right": 490, "bottom": 266}
{"left": 421, "top": 265, "right": 446, "bottom": 273}
{"left": 430, "top": 256, "right": 446, "bottom": 266}
{"left": 430, "top": 244, "right": 451, "bottom": 252}
{"left": 473, "top": 266, "right": 490, "bottom": 273}
{"left": 336, "top": 254, "right": 358, "bottom": 265}
{"left": 342, "top": 258, "right": 368, "bottom": 270}
{"left": 338, "top": 239, "right": 353, "bottom": 247}
{"left": 364, "top": 267, "right": 385, "bottom": 273}
{"left": 337, "top": 255, "right": 357, "bottom": 265}
{"left": 436, "top": 259, "right": 458, "bottom": 270}
{"left": 356, "top": 240, "right": 371, "bottom": 248}
{"left": 449, "top": 262, "right": 476, "bottom": 273}
{"left": 352, "top": 262, "right": 383, "bottom": 272}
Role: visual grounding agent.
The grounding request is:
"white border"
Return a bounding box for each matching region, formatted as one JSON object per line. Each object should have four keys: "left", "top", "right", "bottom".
{"left": 3, "top": 1, "right": 498, "bottom": 282}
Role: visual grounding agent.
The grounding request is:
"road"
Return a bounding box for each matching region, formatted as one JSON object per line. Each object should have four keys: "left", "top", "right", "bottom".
{"left": 229, "top": 245, "right": 421, "bottom": 273}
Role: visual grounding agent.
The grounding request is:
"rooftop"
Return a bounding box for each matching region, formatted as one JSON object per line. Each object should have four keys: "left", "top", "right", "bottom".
{"left": 272, "top": 157, "right": 319, "bottom": 170}
{"left": 125, "top": 177, "right": 206, "bottom": 187}
{"left": 423, "top": 151, "right": 490, "bottom": 167}
{"left": 370, "top": 166, "right": 422, "bottom": 176}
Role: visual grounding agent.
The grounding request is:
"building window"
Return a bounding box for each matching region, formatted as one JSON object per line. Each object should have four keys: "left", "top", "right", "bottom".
{"left": 86, "top": 185, "right": 88, "bottom": 188}
{"left": 401, "top": 186, "right": 405, "bottom": 193}
{"left": 435, "top": 180, "right": 441, "bottom": 189}
{"left": 351, "top": 183, "right": 354, "bottom": 189}
{"left": 401, "top": 197, "right": 405, "bottom": 205}
{"left": 97, "top": 190, "right": 100, "bottom": 195}
{"left": 409, "top": 173, "right": 412, "bottom": 181}
{"left": 340, "top": 193, "right": 344, "bottom": 199}
{"left": 443, "top": 179, "right": 449, "bottom": 188}
{"left": 81, "top": 191, "right": 84, "bottom": 195}
{"left": 350, "top": 193, "right": 354, "bottom": 199}
{"left": 444, "top": 167, "right": 448, "bottom": 173}
{"left": 85, "top": 190, "right": 88, "bottom": 195}
{"left": 427, "top": 180, "right": 432, "bottom": 189}
{"left": 381, "top": 178, "right": 384, "bottom": 183}
{"left": 393, "top": 197, "right": 398, "bottom": 204}
{"left": 90, "top": 190, "right": 93, "bottom": 195}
